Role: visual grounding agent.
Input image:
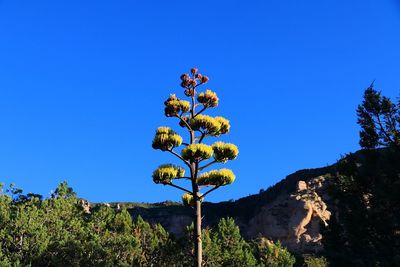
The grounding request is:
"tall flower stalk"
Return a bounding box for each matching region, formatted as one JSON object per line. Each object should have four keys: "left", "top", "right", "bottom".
{"left": 152, "top": 68, "right": 238, "bottom": 267}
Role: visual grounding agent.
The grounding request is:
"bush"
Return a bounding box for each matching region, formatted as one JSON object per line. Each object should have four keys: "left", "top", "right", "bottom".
{"left": 303, "top": 255, "right": 329, "bottom": 267}
{"left": 252, "top": 237, "right": 296, "bottom": 267}
{"left": 0, "top": 183, "right": 297, "bottom": 266}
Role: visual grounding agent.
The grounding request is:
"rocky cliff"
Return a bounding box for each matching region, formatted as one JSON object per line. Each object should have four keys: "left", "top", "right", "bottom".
{"left": 118, "top": 165, "right": 336, "bottom": 254}
{"left": 246, "top": 176, "right": 332, "bottom": 253}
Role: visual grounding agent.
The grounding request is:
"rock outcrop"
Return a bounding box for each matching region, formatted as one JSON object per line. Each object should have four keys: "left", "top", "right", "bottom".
{"left": 125, "top": 166, "right": 334, "bottom": 254}
{"left": 246, "top": 176, "right": 331, "bottom": 253}
{"left": 79, "top": 199, "right": 91, "bottom": 214}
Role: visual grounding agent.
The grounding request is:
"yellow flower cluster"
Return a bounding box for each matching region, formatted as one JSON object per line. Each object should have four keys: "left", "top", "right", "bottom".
{"left": 190, "top": 115, "right": 219, "bottom": 133}
{"left": 182, "top": 193, "right": 194, "bottom": 206}
{"left": 197, "top": 90, "right": 218, "bottom": 107}
{"left": 197, "top": 169, "right": 236, "bottom": 186}
{"left": 214, "top": 116, "right": 230, "bottom": 134}
{"left": 152, "top": 164, "right": 185, "bottom": 184}
{"left": 164, "top": 94, "right": 191, "bottom": 117}
{"left": 152, "top": 127, "right": 183, "bottom": 151}
{"left": 212, "top": 142, "right": 239, "bottom": 162}
{"left": 181, "top": 143, "right": 213, "bottom": 161}
{"left": 190, "top": 115, "right": 230, "bottom": 136}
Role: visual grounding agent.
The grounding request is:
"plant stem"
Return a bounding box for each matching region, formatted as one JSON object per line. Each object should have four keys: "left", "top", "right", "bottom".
{"left": 201, "top": 185, "right": 221, "bottom": 199}
{"left": 194, "top": 188, "right": 202, "bottom": 267}
{"left": 167, "top": 150, "right": 191, "bottom": 168}
{"left": 165, "top": 183, "right": 192, "bottom": 194}
{"left": 198, "top": 160, "right": 217, "bottom": 171}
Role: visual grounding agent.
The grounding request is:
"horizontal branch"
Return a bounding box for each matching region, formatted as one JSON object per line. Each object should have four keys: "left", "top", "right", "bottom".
{"left": 167, "top": 149, "right": 191, "bottom": 168}
{"left": 198, "top": 160, "right": 218, "bottom": 171}
{"left": 174, "top": 176, "right": 192, "bottom": 180}
{"left": 201, "top": 185, "right": 221, "bottom": 199}
{"left": 166, "top": 183, "right": 192, "bottom": 194}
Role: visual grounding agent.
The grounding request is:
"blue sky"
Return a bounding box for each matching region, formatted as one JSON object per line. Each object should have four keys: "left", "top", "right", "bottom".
{"left": 0, "top": 1, "right": 399, "bottom": 203}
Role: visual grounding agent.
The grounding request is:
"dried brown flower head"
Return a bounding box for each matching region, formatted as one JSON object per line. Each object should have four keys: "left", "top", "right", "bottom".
{"left": 180, "top": 73, "right": 189, "bottom": 81}
{"left": 191, "top": 68, "right": 198, "bottom": 76}
{"left": 201, "top": 75, "right": 209, "bottom": 84}
{"left": 184, "top": 88, "right": 196, "bottom": 97}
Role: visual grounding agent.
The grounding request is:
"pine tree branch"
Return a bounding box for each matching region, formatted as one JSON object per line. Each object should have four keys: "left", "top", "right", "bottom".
{"left": 375, "top": 113, "right": 395, "bottom": 145}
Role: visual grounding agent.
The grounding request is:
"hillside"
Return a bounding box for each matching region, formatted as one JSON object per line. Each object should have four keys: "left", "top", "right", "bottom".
{"left": 1, "top": 148, "right": 398, "bottom": 266}
{"left": 109, "top": 164, "right": 336, "bottom": 253}
{"left": 108, "top": 147, "right": 400, "bottom": 266}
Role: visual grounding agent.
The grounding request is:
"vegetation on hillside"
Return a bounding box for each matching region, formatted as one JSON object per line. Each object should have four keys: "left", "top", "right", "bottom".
{"left": 1, "top": 84, "right": 399, "bottom": 266}
{"left": 0, "top": 182, "right": 295, "bottom": 266}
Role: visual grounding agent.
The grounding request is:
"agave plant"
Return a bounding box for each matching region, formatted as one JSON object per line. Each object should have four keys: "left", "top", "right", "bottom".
{"left": 151, "top": 68, "right": 238, "bottom": 267}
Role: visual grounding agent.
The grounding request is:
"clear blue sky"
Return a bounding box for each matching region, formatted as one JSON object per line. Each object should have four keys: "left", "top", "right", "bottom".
{"left": 0, "top": 1, "right": 399, "bottom": 203}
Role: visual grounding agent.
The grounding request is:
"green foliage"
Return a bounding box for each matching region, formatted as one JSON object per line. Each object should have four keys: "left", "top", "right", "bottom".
{"left": 0, "top": 183, "right": 298, "bottom": 266}
{"left": 303, "top": 255, "right": 329, "bottom": 267}
{"left": 133, "top": 216, "right": 177, "bottom": 266}
{"left": 357, "top": 84, "right": 400, "bottom": 149}
{"left": 323, "top": 87, "right": 400, "bottom": 266}
{"left": 252, "top": 238, "right": 295, "bottom": 267}
{"left": 85, "top": 205, "right": 139, "bottom": 266}
{"left": 0, "top": 193, "right": 48, "bottom": 265}
{"left": 0, "top": 182, "right": 180, "bottom": 266}
{"left": 212, "top": 217, "right": 257, "bottom": 267}
{"left": 324, "top": 149, "right": 400, "bottom": 266}
{"left": 178, "top": 218, "right": 295, "bottom": 267}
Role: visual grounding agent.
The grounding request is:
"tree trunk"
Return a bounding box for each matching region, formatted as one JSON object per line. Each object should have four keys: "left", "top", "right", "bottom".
{"left": 194, "top": 192, "right": 202, "bottom": 267}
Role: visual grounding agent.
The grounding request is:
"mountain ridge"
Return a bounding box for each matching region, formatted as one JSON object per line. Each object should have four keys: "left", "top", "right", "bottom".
{"left": 101, "top": 160, "right": 339, "bottom": 254}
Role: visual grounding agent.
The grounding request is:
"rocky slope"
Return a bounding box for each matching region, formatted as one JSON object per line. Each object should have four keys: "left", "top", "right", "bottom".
{"left": 117, "top": 165, "right": 336, "bottom": 254}
{"left": 246, "top": 176, "right": 332, "bottom": 253}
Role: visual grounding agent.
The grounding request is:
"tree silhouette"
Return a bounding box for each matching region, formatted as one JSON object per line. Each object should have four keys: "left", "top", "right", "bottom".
{"left": 357, "top": 83, "right": 400, "bottom": 149}
{"left": 151, "top": 68, "right": 239, "bottom": 267}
